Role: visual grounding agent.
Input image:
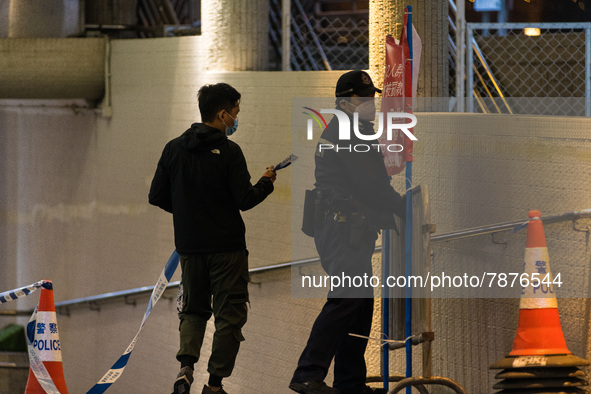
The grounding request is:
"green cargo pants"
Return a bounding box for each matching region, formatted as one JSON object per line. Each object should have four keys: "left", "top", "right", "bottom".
{"left": 176, "top": 250, "right": 249, "bottom": 378}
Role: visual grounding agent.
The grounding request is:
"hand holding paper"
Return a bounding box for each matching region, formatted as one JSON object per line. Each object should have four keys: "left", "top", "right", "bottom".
{"left": 273, "top": 154, "right": 298, "bottom": 171}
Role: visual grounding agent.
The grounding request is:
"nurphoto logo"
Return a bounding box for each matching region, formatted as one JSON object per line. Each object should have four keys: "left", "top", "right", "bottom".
{"left": 303, "top": 107, "right": 417, "bottom": 153}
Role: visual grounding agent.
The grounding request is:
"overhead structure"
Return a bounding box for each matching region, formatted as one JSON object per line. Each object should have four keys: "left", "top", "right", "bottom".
{"left": 0, "top": 0, "right": 106, "bottom": 101}
{"left": 0, "top": 38, "right": 106, "bottom": 100}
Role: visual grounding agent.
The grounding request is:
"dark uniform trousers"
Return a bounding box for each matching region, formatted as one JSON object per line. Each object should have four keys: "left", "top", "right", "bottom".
{"left": 177, "top": 250, "right": 249, "bottom": 378}
{"left": 292, "top": 218, "right": 377, "bottom": 394}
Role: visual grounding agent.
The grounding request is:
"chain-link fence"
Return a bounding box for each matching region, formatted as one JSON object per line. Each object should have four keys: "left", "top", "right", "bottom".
{"left": 271, "top": 4, "right": 591, "bottom": 117}
{"left": 269, "top": 0, "right": 370, "bottom": 71}
{"left": 466, "top": 23, "right": 591, "bottom": 116}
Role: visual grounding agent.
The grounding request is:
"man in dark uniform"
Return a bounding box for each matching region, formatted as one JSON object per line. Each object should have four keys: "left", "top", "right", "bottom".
{"left": 290, "top": 71, "right": 405, "bottom": 394}
{"left": 149, "top": 83, "right": 276, "bottom": 394}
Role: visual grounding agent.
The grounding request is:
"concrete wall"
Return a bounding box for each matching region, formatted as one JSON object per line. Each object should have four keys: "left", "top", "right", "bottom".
{"left": 0, "top": 36, "right": 343, "bottom": 393}
{"left": 1, "top": 36, "right": 591, "bottom": 393}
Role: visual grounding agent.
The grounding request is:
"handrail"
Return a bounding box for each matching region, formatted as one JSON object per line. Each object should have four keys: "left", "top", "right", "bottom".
{"left": 448, "top": 0, "right": 456, "bottom": 14}
{"left": 450, "top": 0, "right": 505, "bottom": 114}
{"left": 292, "top": 0, "right": 332, "bottom": 70}
{"left": 431, "top": 209, "right": 591, "bottom": 242}
{"left": 1, "top": 210, "right": 588, "bottom": 315}
{"left": 470, "top": 37, "right": 513, "bottom": 114}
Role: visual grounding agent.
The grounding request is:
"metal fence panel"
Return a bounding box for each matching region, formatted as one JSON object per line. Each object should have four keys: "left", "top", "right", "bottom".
{"left": 269, "top": 0, "right": 370, "bottom": 71}
{"left": 467, "top": 22, "right": 591, "bottom": 116}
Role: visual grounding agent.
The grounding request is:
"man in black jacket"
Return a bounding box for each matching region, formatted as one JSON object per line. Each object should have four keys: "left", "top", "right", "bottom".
{"left": 149, "top": 83, "right": 276, "bottom": 394}
{"left": 290, "top": 71, "right": 405, "bottom": 394}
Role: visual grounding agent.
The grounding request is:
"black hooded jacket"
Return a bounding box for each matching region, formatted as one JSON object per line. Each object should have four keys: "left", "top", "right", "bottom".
{"left": 149, "top": 123, "right": 274, "bottom": 254}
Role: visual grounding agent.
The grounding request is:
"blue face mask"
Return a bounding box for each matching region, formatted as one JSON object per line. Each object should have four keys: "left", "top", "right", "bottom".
{"left": 224, "top": 112, "right": 239, "bottom": 136}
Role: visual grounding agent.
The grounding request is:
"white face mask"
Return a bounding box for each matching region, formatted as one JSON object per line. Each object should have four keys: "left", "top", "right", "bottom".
{"left": 345, "top": 100, "right": 376, "bottom": 121}
{"left": 355, "top": 100, "right": 376, "bottom": 121}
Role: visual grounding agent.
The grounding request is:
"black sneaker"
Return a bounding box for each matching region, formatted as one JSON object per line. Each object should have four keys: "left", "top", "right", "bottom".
{"left": 289, "top": 381, "right": 340, "bottom": 394}
{"left": 202, "top": 384, "right": 228, "bottom": 394}
{"left": 172, "top": 366, "right": 193, "bottom": 394}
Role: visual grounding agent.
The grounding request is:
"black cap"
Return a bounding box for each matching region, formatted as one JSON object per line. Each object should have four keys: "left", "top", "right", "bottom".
{"left": 335, "top": 70, "right": 382, "bottom": 97}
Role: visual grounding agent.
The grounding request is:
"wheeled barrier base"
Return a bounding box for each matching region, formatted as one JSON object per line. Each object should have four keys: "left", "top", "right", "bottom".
{"left": 366, "top": 375, "right": 467, "bottom": 394}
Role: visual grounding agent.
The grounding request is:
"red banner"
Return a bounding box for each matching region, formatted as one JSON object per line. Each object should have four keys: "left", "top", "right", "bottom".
{"left": 380, "top": 13, "right": 414, "bottom": 176}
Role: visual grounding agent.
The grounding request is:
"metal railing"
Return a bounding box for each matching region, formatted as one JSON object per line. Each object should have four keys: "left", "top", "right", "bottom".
{"left": 1, "top": 209, "right": 589, "bottom": 316}
{"left": 469, "top": 35, "right": 513, "bottom": 114}
{"left": 448, "top": 0, "right": 464, "bottom": 109}
{"left": 449, "top": 0, "right": 512, "bottom": 114}
{"left": 84, "top": 0, "right": 198, "bottom": 38}
{"left": 270, "top": 0, "right": 331, "bottom": 71}
{"left": 466, "top": 22, "right": 591, "bottom": 116}
{"left": 431, "top": 209, "right": 591, "bottom": 243}
{"left": 449, "top": 7, "right": 591, "bottom": 116}
{"left": 269, "top": 0, "right": 373, "bottom": 71}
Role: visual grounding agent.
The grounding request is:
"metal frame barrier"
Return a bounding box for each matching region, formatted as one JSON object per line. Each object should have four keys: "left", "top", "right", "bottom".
{"left": 378, "top": 185, "right": 467, "bottom": 393}
{"left": 466, "top": 22, "right": 591, "bottom": 116}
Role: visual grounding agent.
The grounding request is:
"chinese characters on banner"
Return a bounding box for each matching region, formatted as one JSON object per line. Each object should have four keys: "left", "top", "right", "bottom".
{"left": 379, "top": 13, "right": 421, "bottom": 176}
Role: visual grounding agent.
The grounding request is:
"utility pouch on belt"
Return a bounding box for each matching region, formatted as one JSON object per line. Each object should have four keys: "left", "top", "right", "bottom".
{"left": 301, "top": 189, "right": 317, "bottom": 237}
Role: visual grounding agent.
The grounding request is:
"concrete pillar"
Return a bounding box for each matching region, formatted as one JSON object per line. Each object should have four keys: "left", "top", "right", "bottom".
{"left": 369, "top": 0, "right": 404, "bottom": 86}
{"left": 369, "top": 0, "right": 448, "bottom": 106}
{"left": 201, "top": 0, "right": 269, "bottom": 71}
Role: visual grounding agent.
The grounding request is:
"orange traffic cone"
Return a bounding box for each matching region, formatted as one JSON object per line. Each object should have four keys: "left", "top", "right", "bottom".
{"left": 25, "top": 281, "right": 69, "bottom": 393}
{"left": 509, "top": 209, "right": 569, "bottom": 356}
{"left": 491, "top": 210, "right": 588, "bottom": 393}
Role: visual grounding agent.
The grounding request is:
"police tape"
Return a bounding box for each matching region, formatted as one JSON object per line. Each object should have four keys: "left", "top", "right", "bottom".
{"left": 512, "top": 216, "right": 540, "bottom": 233}
{"left": 349, "top": 333, "right": 416, "bottom": 347}
{"left": 87, "top": 250, "right": 180, "bottom": 393}
{"left": 0, "top": 279, "right": 52, "bottom": 304}
{"left": 27, "top": 301, "right": 62, "bottom": 394}
{"left": 0, "top": 279, "right": 60, "bottom": 393}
